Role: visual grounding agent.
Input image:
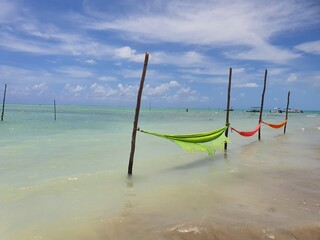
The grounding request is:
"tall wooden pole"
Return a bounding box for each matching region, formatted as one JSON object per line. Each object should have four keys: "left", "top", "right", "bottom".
{"left": 224, "top": 67, "right": 232, "bottom": 150}
{"left": 284, "top": 91, "right": 290, "bottom": 134}
{"left": 54, "top": 99, "right": 57, "bottom": 121}
{"left": 1, "top": 84, "right": 7, "bottom": 121}
{"left": 258, "top": 69, "right": 267, "bottom": 140}
{"left": 128, "top": 52, "right": 149, "bottom": 175}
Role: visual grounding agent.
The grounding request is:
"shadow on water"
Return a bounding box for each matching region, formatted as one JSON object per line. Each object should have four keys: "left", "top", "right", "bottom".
{"left": 161, "top": 150, "right": 232, "bottom": 172}
{"left": 223, "top": 150, "right": 230, "bottom": 163}
{"left": 238, "top": 139, "right": 264, "bottom": 155}
{"left": 273, "top": 133, "right": 289, "bottom": 141}
{"left": 161, "top": 157, "right": 215, "bottom": 172}
{"left": 126, "top": 175, "right": 134, "bottom": 188}
{"left": 121, "top": 176, "right": 136, "bottom": 218}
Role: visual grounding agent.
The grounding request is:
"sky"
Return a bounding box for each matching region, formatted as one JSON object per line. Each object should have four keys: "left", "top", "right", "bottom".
{"left": 0, "top": 0, "right": 319, "bottom": 110}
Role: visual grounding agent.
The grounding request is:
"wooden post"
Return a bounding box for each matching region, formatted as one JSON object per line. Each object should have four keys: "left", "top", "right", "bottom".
{"left": 284, "top": 91, "right": 290, "bottom": 134}
{"left": 1, "top": 84, "right": 7, "bottom": 121}
{"left": 128, "top": 52, "right": 149, "bottom": 175}
{"left": 54, "top": 99, "right": 57, "bottom": 121}
{"left": 258, "top": 69, "right": 267, "bottom": 140}
{"left": 224, "top": 67, "right": 232, "bottom": 150}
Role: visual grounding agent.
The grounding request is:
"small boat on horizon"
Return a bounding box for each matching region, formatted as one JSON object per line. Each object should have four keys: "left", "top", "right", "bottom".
{"left": 224, "top": 107, "right": 234, "bottom": 111}
{"left": 287, "top": 108, "right": 303, "bottom": 113}
{"left": 246, "top": 107, "right": 260, "bottom": 112}
{"left": 270, "top": 107, "right": 303, "bottom": 113}
{"left": 270, "top": 107, "right": 283, "bottom": 113}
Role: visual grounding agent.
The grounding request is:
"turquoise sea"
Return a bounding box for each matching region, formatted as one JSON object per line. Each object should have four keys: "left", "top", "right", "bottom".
{"left": 0, "top": 104, "right": 319, "bottom": 239}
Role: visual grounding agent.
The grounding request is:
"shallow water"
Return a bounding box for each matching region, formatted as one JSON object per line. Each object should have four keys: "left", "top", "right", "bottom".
{"left": 0, "top": 105, "right": 319, "bottom": 239}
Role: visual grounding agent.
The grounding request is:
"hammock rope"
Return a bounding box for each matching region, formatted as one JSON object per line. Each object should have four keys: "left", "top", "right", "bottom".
{"left": 261, "top": 119, "right": 288, "bottom": 129}
{"left": 230, "top": 124, "right": 261, "bottom": 137}
{"left": 138, "top": 126, "right": 229, "bottom": 156}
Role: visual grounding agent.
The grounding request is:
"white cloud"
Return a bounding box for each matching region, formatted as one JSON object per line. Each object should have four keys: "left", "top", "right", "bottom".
{"left": 0, "top": 0, "right": 318, "bottom": 107}
{"left": 1, "top": 0, "right": 317, "bottom": 64}
{"left": 0, "top": 0, "right": 19, "bottom": 24}
{"left": 295, "top": 40, "right": 320, "bottom": 55}
{"left": 151, "top": 51, "right": 206, "bottom": 66}
{"left": 90, "top": 83, "right": 117, "bottom": 99}
{"left": 85, "top": 59, "right": 96, "bottom": 64}
{"left": 234, "top": 83, "right": 258, "bottom": 88}
{"left": 81, "top": 0, "right": 318, "bottom": 63}
{"left": 87, "top": 80, "right": 205, "bottom": 104}
{"left": 114, "top": 46, "right": 135, "bottom": 58}
{"left": 225, "top": 43, "right": 300, "bottom": 63}
{"left": 0, "top": 28, "right": 115, "bottom": 57}
{"left": 146, "top": 81, "right": 205, "bottom": 103}
{"left": 268, "top": 68, "right": 289, "bottom": 76}
{"left": 311, "top": 74, "right": 320, "bottom": 87}
{"left": 0, "top": 65, "right": 53, "bottom": 84}
{"left": 144, "top": 81, "right": 180, "bottom": 96}
{"left": 0, "top": 3, "right": 114, "bottom": 57}
{"left": 166, "top": 86, "right": 202, "bottom": 103}
{"left": 89, "top": 82, "right": 139, "bottom": 100}
{"left": 286, "top": 73, "right": 297, "bottom": 83}
{"left": 180, "top": 67, "right": 245, "bottom": 78}
{"left": 64, "top": 84, "right": 86, "bottom": 96}
{"left": 98, "top": 76, "right": 116, "bottom": 82}
{"left": 117, "top": 83, "right": 138, "bottom": 97}
{"left": 114, "top": 46, "right": 145, "bottom": 62}
{"left": 0, "top": 32, "right": 61, "bottom": 55}
{"left": 122, "top": 69, "right": 146, "bottom": 79}
{"left": 56, "top": 67, "right": 93, "bottom": 78}
{"left": 32, "top": 82, "right": 48, "bottom": 95}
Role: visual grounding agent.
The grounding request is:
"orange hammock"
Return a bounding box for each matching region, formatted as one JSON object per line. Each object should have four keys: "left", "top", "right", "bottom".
{"left": 261, "top": 119, "right": 288, "bottom": 129}
{"left": 230, "top": 124, "right": 261, "bottom": 137}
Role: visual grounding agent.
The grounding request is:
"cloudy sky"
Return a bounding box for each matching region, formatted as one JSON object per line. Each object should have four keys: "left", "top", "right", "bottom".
{"left": 0, "top": 0, "right": 319, "bottom": 110}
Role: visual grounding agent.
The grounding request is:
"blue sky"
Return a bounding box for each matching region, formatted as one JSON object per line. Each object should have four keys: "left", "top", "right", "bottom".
{"left": 0, "top": 0, "right": 319, "bottom": 110}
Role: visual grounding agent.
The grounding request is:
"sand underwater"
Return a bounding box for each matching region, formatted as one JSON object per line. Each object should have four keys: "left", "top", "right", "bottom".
{"left": 0, "top": 105, "right": 319, "bottom": 239}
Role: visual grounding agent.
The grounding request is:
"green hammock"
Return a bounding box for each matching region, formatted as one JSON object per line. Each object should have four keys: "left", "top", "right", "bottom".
{"left": 138, "top": 126, "right": 229, "bottom": 156}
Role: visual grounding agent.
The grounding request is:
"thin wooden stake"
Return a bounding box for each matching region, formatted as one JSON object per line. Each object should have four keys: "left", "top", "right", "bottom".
{"left": 54, "top": 99, "right": 57, "bottom": 121}
{"left": 128, "top": 52, "right": 149, "bottom": 175}
{"left": 258, "top": 69, "right": 267, "bottom": 140}
{"left": 224, "top": 67, "right": 232, "bottom": 150}
{"left": 284, "top": 91, "right": 290, "bottom": 134}
{"left": 1, "top": 84, "right": 7, "bottom": 121}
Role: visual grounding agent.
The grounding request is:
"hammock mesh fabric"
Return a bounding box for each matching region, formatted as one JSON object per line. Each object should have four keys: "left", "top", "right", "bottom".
{"left": 138, "top": 126, "right": 229, "bottom": 156}
{"left": 230, "top": 124, "right": 261, "bottom": 137}
{"left": 261, "top": 119, "right": 288, "bottom": 129}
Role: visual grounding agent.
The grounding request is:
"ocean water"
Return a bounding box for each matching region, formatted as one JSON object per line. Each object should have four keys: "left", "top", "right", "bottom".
{"left": 0, "top": 104, "right": 319, "bottom": 240}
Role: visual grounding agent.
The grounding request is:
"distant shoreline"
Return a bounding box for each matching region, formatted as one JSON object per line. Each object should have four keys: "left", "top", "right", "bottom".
{"left": 3, "top": 103, "right": 320, "bottom": 112}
